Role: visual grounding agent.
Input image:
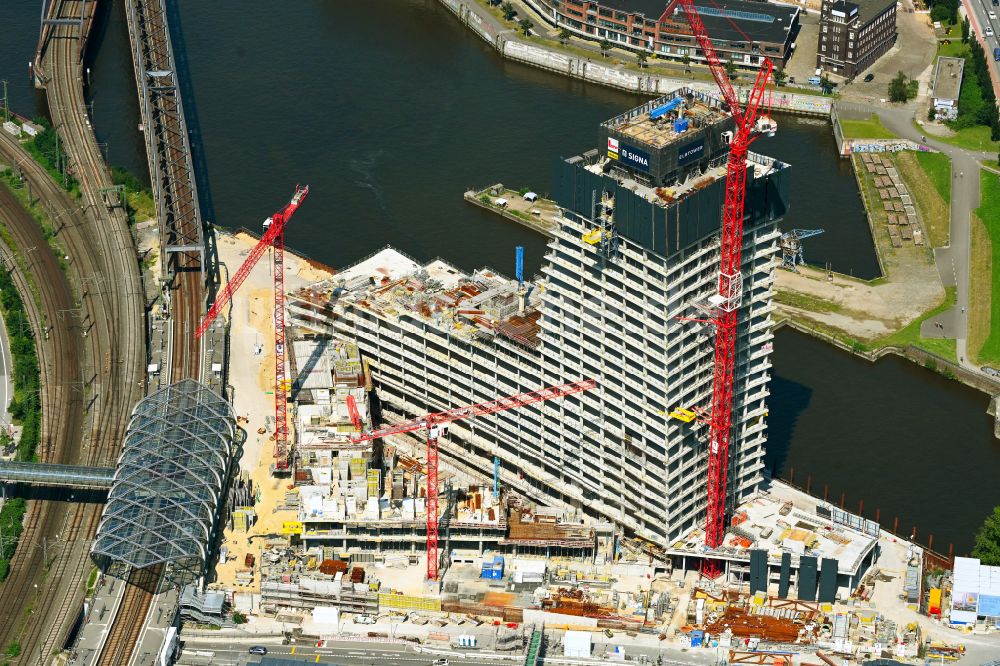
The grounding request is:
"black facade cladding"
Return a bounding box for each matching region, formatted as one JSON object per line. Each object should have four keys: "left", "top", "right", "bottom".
{"left": 819, "top": 557, "right": 839, "bottom": 602}
{"left": 798, "top": 555, "right": 819, "bottom": 601}
{"left": 552, "top": 154, "right": 789, "bottom": 258}
{"left": 598, "top": 114, "right": 736, "bottom": 186}
{"left": 778, "top": 551, "right": 792, "bottom": 597}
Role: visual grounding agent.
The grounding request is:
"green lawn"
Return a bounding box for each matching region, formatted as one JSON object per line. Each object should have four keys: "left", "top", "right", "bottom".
{"left": 839, "top": 114, "right": 897, "bottom": 140}
{"left": 936, "top": 40, "right": 968, "bottom": 58}
{"left": 914, "top": 151, "right": 952, "bottom": 202}
{"left": 874, "top": 286, "right": 958, "bottom": 362}
{"left": 928, "top": 125, "right": 1000, "bottom": 153}
{"left": 975, "top": 171, "right": 1000, "bottom": 363}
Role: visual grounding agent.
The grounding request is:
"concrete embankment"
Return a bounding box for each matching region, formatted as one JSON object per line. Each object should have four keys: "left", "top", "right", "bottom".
{"left": 435, "top": 0, "right": 832, "bottom": 116}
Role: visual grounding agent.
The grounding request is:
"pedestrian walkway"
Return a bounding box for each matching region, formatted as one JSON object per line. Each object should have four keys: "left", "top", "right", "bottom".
{"left": 851, "top": 103, "right": 986, "bottom": 373}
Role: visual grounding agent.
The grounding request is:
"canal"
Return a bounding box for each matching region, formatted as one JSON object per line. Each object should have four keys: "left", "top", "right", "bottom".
{"left": 2, "top": 0, "right": 997, "bottom": 552}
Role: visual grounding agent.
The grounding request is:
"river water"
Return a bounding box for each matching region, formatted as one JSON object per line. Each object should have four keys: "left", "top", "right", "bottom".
{"left": 1, "top": 0, "right": 997, "bottom": 552}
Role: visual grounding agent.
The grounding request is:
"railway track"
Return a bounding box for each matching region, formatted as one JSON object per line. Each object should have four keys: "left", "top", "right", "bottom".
{"left": 96, "top": 564, "right": 163, "bottom": 666}
{"left": 2, "top": 0, "right": 207, "bottom": 661}
{"left": 0, "top": 154, "right": 94, "bottom": 661}
{"left": 0, "top": 0, "right": 148, "bottom": 660}
{"left": 48, "top": 0, "right": 206, "bottom": 662}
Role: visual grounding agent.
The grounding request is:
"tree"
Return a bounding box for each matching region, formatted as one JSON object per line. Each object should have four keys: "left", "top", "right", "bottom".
{"left": 928, "top": 106, "right": 937, "bottom": 121}
{"left": 930, "top": 3, "right": 952, "bottom": 24}
{"left": 232, "top": 611, "right": 248, "bottom": 624}
{"left": 518, "top": 18, "right": 534, "bottom": 36}
{"left": 636, "top": 51, "right": 648, "bottom": 68}
{"left": 773, "top": 68, "right": 787, "bottom": 87}
{"left": 724, "top": 59, "right": 738, "bottom": 80}
{"left": 681, "top": 53, "right": 692, "bottom": 74}
{"left": 962, "top": 16, "right": 970, "bottom": 43}
{"left": 500, "top": 2, "right": 516, "bottom": 21}
{"left": 973, "top": 506, "right": 1000, "bottom": 566}
{"left": 599, "top": 39, "right": 612, "bottom": 57}
{"left": 820, "top": 75, "right": 834, "bottom": 94}
{"left": 558, "top": 27, "right": 571, "bottom": 44}
{"left": 888, "top": 71, "right": 909, "bottom": 102}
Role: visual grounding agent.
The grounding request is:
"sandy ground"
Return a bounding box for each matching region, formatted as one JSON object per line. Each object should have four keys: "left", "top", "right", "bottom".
{"left": 775, "top": 256, "right": 943, "bottom": 339}
{"left": 775, "top": 149, "right": 945, "bottom": 341}
{"left": 210, "top": 231, "right": 334, "bottom": 592}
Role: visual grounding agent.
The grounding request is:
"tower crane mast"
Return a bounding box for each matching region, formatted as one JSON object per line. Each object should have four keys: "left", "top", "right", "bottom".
{"left": 349, "top": 379, "right": 597, "bottom": 580}
{"left": 663, "top": 0, "right": 775, "bottom": 559}
{"left": 196, "top": 185, "right": 310, "bottom": 471}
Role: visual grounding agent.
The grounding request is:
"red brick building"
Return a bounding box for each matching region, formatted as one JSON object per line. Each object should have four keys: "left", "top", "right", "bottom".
{"left": 524, "top": 0, "right": 802, "bottom": 69}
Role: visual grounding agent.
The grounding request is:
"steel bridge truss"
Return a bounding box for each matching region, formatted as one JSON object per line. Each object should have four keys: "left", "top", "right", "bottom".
{"left": 125, "top": 0, "right": 205, "bottom": 271}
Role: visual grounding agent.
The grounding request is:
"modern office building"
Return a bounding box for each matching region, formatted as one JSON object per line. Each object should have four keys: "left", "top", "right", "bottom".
{"left": 816, "top": 0, "right": 897, "bottom": 79}
{"left": 524, "top": 0, "right": 801, "bottom": 68}
{"left": 288, "top": 89, "right": 789, "bottom": 550}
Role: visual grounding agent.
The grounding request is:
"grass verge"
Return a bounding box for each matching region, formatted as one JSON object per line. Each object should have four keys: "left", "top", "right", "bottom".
{"left": 874, "top": 286, "right": 958, "bottom": 362}
{"left": 895, "top": 152, "right": 950, "bottom": 247}
{"left": 933, "top": 124, "right": 1000, "bottom": 153}
{"left": 973, "top": 171, "right": 1000, "bottom": 364}
{"left": 969, "top": 213, "right": 991, "bottom": 363}
{"left": 110, "top": 167, "right": 156, "bottom": 225}
{"left": 774, "top": 289, "right": 843, "bottom": 313}
{"left": 839, "top": 114, "right": 897, "bottom": 139}
{"left": 0, "top": 263, "right": 41, "bottom": 582}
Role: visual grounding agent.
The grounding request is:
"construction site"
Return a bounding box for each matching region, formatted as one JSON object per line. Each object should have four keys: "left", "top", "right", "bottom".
{"left": 182, "top": 51, "right": 969, "bottom": 665}
{"left": 180, "top": 11, "right": 982, "bottom": 657}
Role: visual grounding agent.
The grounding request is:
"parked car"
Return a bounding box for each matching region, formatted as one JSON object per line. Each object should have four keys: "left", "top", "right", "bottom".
{"left": 354, "top": 614, "right": 377, "bottom": 625}
{"left": 981, "top": 366, "right": 1000, "bottom": 377}
{"left": 249, "top": 646, "right": 268, "bottom": 656}
{"left": 863, "top": 73, "right": 875, "bottom": 83}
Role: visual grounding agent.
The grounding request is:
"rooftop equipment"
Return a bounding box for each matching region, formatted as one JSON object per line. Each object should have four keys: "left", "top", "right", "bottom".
{"left": 649, "top": 97, "right": 684, "bottom": 120}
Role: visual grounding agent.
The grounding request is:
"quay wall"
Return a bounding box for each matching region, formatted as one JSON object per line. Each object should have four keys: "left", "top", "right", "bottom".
{"left": 436, "top": 0, "right": 833, "bottom": 116}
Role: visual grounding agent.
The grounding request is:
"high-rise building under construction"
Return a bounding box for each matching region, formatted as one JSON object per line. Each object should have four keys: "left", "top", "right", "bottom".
{"left": 289, "top": 88, "right": 789, "bottom": 548}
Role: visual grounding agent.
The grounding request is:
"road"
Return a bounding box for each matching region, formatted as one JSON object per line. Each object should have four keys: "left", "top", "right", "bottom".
{"left": 967, "top": 0, "right": 1000, "bottom": 90}
{"left": 180, "top": 640, "right": 516, "bottom": 666}
{"left": 177, "top": 638, "right": 712, "bottom": 666}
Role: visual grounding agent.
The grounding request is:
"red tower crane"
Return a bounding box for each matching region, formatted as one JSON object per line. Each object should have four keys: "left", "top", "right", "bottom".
{"left": 348, "top": 378, "right": 597, "bottom": 580}
{"left": 661, "top": 0, "right": 775, "bottom": 561}
{"left": 196, "top": 185, "right": 310, "bottom": 471}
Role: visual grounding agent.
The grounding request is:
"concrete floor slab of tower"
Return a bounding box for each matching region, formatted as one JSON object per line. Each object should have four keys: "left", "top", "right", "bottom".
{"left": 664, "top": 485, "right": 879, "bottom": 598}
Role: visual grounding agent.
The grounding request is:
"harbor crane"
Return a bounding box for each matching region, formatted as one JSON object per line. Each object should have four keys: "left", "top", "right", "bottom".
{"left": 348, "top": 379, "right": 597, "bottom": 581}
{"left": 196, "top": 185, "right": 310, "bottom": 472}
{"left": 780, "top": 229, "right": 825, "bottom": 272}
{"left": 663, "top": 0, "right": 776, "bottom": 574}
